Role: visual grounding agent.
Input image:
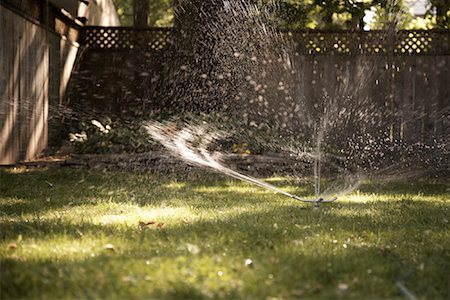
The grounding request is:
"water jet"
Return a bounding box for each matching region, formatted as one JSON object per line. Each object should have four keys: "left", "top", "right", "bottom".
{"left": 145, "top": 121, "right": 340, "bottom": 208}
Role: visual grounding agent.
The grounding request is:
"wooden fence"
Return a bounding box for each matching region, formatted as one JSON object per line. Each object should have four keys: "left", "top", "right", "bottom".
{"left": 0, "top": 3, "right": 81, "bottom": 164}
{"left": 1, "top": 20, "right": 449, "bottom": 164}
{"left": 75, "top": 27, "right": 450, "bottom": 141}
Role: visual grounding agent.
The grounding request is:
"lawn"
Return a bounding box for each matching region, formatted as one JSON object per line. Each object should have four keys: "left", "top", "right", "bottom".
{"left": 0, "top": 167, "right": 449, "bottom": 299}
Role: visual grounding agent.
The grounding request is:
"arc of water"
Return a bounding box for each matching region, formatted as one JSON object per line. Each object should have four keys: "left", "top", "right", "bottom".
{"left": 145, "top": 122, "right": 338, "bottom": 207}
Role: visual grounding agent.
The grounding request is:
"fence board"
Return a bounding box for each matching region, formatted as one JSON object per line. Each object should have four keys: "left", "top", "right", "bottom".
{"left": 42, "top": 29, "right": 49, "bottom": 154}
{"left": 436, "top": 56, "right": 449, "bottom": 137}
{"left": 0, "top": 5, "right": 61, "bottom": 164}
{"left": 19, "top": 17, "right": 29, "bottom": 160}
{"left": 0, "top": 7, "right": 18, "bottom": 164}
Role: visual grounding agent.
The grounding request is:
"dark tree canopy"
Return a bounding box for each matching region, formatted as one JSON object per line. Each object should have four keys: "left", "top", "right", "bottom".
{"left": 113, "top": 0, "right": 450, "bottom": 29}
{"left": 430, "top": 0, "right": 450, "bottom": 28}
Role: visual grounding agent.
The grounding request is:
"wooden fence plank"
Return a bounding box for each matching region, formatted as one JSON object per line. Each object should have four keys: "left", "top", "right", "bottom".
{"left": 11, "top": 10, "right": 21, "bottom": 164}
{"left": 0, "top": 7, "right": 16, "bottom": 164}
{"left": 435, "top": 56, "right": 449, "bottom": 137}
{"left": 0, "top": 5, "right": 64, "bottom": 164}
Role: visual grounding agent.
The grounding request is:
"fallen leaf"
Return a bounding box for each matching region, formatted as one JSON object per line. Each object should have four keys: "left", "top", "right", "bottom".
{"left": 45, "top": 181, "right": 53, "bottom": 188}
{"left": 186, "top": 243, "right": 200, "bottom": 254}
{"left": 122, "top": 275, "right": 137, "bottom": 284}
{"left": 138, "top": 220, "right": 156, "bottom": 229}
{"left": 104, "top": 244, "right": 115, "bottom": 251}
{"left": 290, "top": 290, "right": 304, "bottom": 297}
{"left": 7, "top": 243, "right": 17, "bottom": 250}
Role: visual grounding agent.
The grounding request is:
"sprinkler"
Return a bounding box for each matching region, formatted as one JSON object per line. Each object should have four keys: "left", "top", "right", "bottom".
{"left": 289, "top": 195, "right": 338, "bottom": 208}
{"left": 145, "top": 122, "right": 340, "bottom": 209}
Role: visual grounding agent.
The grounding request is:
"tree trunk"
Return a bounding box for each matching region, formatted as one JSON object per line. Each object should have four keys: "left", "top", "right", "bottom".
{"left": 134, "top": 0, "right": 148, "bottom": 27}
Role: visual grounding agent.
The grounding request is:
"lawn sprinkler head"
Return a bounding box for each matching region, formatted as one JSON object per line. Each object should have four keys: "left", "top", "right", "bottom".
{"left": 314, "top": 198, "right": 324, "bottom": 208}
{"left": 289, "top": 195, "right": 338, "bottom": 208}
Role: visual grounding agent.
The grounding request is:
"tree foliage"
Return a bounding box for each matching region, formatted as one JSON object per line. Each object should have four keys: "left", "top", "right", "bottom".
{"left": 428, "top": 0, "right": 450, "bottom": 28}
{"left": 111, "top": 0, "right": 449, "bottom": 29}
{"left": 113, "top": 0, "right": 174, "bottom": 26}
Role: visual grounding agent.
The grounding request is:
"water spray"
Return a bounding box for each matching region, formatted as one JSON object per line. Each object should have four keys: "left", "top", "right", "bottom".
{"left": 145, "top": 122, "right": 339, "bottom": 208}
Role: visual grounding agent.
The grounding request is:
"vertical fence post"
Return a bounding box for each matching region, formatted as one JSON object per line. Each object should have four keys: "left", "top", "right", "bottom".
{"left": 387, "top": 25, "right": 396, "bottom": 143}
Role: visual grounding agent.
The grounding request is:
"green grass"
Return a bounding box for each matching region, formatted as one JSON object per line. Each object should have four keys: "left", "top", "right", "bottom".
{"left": 0, "top": 167, "right": 449, "bottom": 299}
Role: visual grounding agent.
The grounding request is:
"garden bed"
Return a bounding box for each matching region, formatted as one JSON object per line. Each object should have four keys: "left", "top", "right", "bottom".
{"left": 11, "top": 152, "right": 312, "bottom": 177}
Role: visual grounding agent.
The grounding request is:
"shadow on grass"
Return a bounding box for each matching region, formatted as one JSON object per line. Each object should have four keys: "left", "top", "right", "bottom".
{"left": 2, "top": 200, "right": 449, "bottom": 299}
{"left": 1, "top": 168, "right": 449, "bottom": 298}
{"left": 357, "top": 180, "right": 450, "bottom": 197}
{"left": 1, "top": 168, "right": 448, "bottom": 217}
{"left": 0, "top": 168, "right": 312, "bottom": 219}
{"left": 1, "top": 199, "right": 449, "bottom": 238}
{"left": 1, "top": 247, "right": 408, "bottom": 299}
{"left": 1, "top": 254, "right": 228, "bottom": 299}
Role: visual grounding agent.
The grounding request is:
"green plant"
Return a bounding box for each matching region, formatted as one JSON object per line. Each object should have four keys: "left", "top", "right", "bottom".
{"left": 69, "top": 117, "right": 160, "bottom": 154}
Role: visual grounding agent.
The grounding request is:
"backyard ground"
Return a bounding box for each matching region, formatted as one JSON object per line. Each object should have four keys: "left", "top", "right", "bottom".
{"left": 0, "top": 167, "right": 449, "bottom": 299}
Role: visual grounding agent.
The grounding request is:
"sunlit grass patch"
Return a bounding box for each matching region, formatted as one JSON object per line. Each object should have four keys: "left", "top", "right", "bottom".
{"left": 0, "top": 168, "right": 449, "bottom": 299}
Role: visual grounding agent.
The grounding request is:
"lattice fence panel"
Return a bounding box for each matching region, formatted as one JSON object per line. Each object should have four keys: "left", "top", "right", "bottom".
{"left": 83, "top": 27, "right": 450, "bottom": 56}
{"left": 394, "top": 30, "right": 450, "bottom": 55}
{"left": 84, "top": 27, "right": 172, "bottom": 51}
{"left": 359, "top": 31, "right": 389, "bottom": 54}
{"left": 286, "top": 30, "right": 449, "bottom": 55}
